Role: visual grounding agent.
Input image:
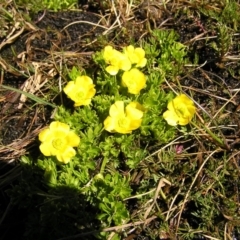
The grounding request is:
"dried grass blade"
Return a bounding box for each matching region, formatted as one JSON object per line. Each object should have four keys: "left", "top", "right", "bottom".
{"left": 1, "top": 84, "right": 56, "bottom": 108}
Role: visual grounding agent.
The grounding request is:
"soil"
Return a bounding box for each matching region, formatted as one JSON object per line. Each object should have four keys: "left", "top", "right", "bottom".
{"left": 0, "top": 9, "right": 104, "bottom": 160}
{"left": 1, "top": 5, "right": 239, "bottom": 158}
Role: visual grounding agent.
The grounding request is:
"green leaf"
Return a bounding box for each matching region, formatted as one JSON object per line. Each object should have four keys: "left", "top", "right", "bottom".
{"left": 1, "top": 84, "right": 56, "bottom": 108}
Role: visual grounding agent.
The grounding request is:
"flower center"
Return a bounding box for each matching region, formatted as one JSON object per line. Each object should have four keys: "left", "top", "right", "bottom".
{"left": 52, "top": 138, "right": 65, "bottom": 150}
{"left": 75, "top": 91, "right": 85, "bottom": 101}
{"left": 126, "top": 77, "right": 137, "bottom": 90}
{"left": 175, "top": 104, "right": 187, "bottom": 118}
{"left": 118, "top": 117, "right": 130, "bottom": 129}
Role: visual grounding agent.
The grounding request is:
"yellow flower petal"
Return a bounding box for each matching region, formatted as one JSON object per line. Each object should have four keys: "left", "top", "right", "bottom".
{"left": 163, "top": 110, "right": 178, "bottom": 126}
{"left": 124, "top": 45, "right": 147, "bottom": 67}
{"left": 75, "top": 76, "right": 93, "bottom": 86}
{"left": 128, "top": 118, "right": 142, "bottom": 130}
{"left": 74, "top": 99, "right": 91, "bottom": 107}
{"left": 38, "top": 121, "right": 80, "bottom": 163}
{"left": 106, "top": 65, "right": 119, "bottom": 75}
{"left": 125, "top": 102, "right": 144, "bottom": 120}
{"left": 115, "top": 126, "right": 132, "bottom": 134}
{"left": 103, "top": 45, "right": 116, "bottom": 63}
{"left": 56, "top": 147, "right": 76, "bottom": 164}
{"left": 66, "top": 131, "right": 80, "bottom": 147}
{"left": 125, "top": 45, "right": 134, "bottom": 53}
{"left": 118, "top": 57, "right": 132, "bottom": 71}
{"left": 50, "top": 121, "right": 70, "bottom": 133}
{"left": 63, "top": 81, "right": 75, "bottom": 95}
{"left": 115, "top": 116, "right": 132, "bottom": 134}
{"left": 136, "top": 58, "right": 147, "bottom": 68}
{"left": 75, "top": 97, "right": 90, "bottom": 106}
{"left": 187, "top": 105, "right": 196, "bottom": 116}
{"left": 103, "top": 116, "right": 116, "bottom": 133}
{"left": 178, "top": 94, "right": 195, "bottom": 105}
{"left": 39, "top": 142, "right": 52, "bottom": 156}
{"left": 122, "top": 68, "right": 146, "bottom": 94}
{"left": 104, "top": 101, "right": 144, "bottom": 134}
{"left": 178, "top": 118, "right": 191, "bottom": 126}
{"left": 63, "top": 75, "right": 96, "bottom": 107}
{"left": 164, "top": 94, "right": 196, "bottom": 126}
{"left": 103, "top": 46, "right": 132, "bottom": 74}
{"left": 39, "top": 128, "right": 52, "bottom": 142}
{"left": 135, "top": 48, "right": 145, "bottom": 59}
{"left": 127, "top": 101, "right": 145, "bottom": 112}
{"left": 49, "top": 121, "right": 70, "bottom": 138}
{"left": 109, "top": 101, "right": 125, "bottom": 117}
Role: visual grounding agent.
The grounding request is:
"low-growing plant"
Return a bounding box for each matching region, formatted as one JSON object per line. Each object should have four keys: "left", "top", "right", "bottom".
{"left": 7, "top": 29, "right": 199, "bottom": 239}
{"left": 15, "top": 0, "right": 78, "bottom": 12}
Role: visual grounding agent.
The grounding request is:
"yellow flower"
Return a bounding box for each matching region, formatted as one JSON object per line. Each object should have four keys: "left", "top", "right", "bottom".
{"left": 163, "top": 94, "right": 196, "bottom": 126}
{"left": 104, "top": 101, "right": 144, "bottom": 134}
{"left": 63, "top": 76, "right": 96, "bottom": 107}
{"left": 103, "top": 45, "right": 131, "bottom": 75}
{"left": 39, "top": 121, "right": 80, "bottom": 164}
{"left": 122, "top": 68, "right": 146, "bottom": 94}
{"left": 124, "top": 45, "right": 147, "bottom": 67}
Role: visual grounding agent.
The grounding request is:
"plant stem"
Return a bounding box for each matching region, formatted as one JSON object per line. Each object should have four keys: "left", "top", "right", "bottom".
{"left": 100, "top": 157, "right": 108, "bottom": 174}
{"left": 191, "top": 121, "right": 225, "bottom": 148}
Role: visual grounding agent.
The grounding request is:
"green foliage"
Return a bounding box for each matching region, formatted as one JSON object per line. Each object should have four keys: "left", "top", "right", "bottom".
{"left": 68, "top": 66, "right": 84, "bottom": 80}
{"left": 6, "top": 29, "right": 195, "bottom": 239}
{"left": 143, "top": 29, "right": 188, "bottom": 80}
{"left": 216, "top": 23, "right": 233, "bottom": 59}
{"left": 0, "top": 5, "right": 14, "bottom": 38}
{"left": 199, "top": 0, "right": 240, "bottom": 30}
{"left": 89, "top": 173, "right": 131, "bottom": 226}
{"left": 43, "top": 0, "right": 77, "bottom": 11}
{"left": 2, "top": 0, "right": 240, "bottom": 238}
{"left": 15, "top": 0, "right": 78, "bottom": 11}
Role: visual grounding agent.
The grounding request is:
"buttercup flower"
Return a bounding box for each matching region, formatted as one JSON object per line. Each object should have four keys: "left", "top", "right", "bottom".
{"left": 123, "top": 45, "right": 147, "bottom": 67}
{"left": 103, "top": 45, "right": 131, "bottom": 75}
{"left": 122, "top": 68, "right": 146, "bottom": 94}
{"left": 39, "top": 121, "right": 80, "bottom": 164}
{"left": 63, "top": 75, "right": 96, "bottom": 107}
{"left": 104, "top": 101, "right": 144, "bottom": 134}
{"left": 163, "top": 94, "right": 196, "bottom": 126}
